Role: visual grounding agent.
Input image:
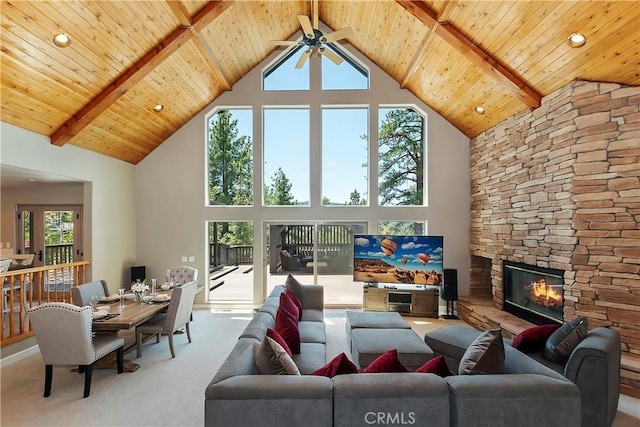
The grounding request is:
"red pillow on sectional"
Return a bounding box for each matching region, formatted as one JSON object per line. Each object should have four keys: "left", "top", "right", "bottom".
{"left": 310, "top": 352, "right": 359, "bottom": 378}
{"left": 361, "top": 349, "right": 409, "bottom": 373}
{"left": 415, "top": 355, "right": 454, "bottom": 377}
{"left": 266, "top": 327, "right": 292, "bottom": 357}
{"left": 285, "top": 290, "right": 303, "bottom": 320}
{"left": 512, "top": 324, "right": 561, "bottom": 353}
{"left": 279, "top": 292, "right": 299, "bottom": 322}
{"left": 275, "top": 308, "right": 300, "bottom": 354}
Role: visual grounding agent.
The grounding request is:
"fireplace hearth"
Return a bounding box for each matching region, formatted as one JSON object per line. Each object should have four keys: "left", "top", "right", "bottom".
{"left": 503, "top": 261, "right": 564, "bottom": 325}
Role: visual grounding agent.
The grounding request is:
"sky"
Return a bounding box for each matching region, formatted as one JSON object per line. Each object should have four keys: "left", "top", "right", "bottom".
{"left": 227, "top": 50, "right": 372, "bottom": 205}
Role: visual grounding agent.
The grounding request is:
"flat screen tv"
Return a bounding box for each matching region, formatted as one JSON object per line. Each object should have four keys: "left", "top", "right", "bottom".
{"left": 353, "top": 235, "right": 444, "bottom": 286}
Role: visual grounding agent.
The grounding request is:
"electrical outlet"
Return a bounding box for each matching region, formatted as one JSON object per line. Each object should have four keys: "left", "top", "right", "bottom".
{"left": 181, "top": 256, "right": 188, "bottom": 262}
{"left": 188, "top": 256, "right": 195, "bottom": 262}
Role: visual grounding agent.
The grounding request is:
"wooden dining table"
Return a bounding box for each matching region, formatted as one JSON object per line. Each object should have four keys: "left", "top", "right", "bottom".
{"left": 91, "top": 292, "right": 172, "bottom": 371}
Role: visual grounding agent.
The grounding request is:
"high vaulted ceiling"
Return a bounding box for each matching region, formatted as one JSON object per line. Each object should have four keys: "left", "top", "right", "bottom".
{"left": 1, "top": 1, "right": 638, "bottom": 165}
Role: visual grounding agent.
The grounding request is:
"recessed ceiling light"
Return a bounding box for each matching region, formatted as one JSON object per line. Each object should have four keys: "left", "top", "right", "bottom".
{"left": 53, "top": 33, "right": 71, "bottom": 48}
{"left": 475, "top": 106, "right": 485, "bottom": 115}
{"left": 567, "top": 33, "right": 586, "bottom": 48}
{"left": 153, "top": 104, "right": 164, "bottom": 112}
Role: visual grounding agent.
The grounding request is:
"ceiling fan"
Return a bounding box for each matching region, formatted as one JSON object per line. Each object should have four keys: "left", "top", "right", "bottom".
{"left": 272, "top": 0, "right": 354, "bottom": 69}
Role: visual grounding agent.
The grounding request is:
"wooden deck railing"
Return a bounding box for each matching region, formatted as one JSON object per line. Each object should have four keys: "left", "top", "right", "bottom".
{"left": 1, "top": 261, "right": 89, "bottom": 347}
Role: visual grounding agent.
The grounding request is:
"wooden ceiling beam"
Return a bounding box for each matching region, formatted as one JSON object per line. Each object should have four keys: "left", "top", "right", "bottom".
{"left": 395, "top": 0, "right": 541, "bottom": 109}
{"left": 51, "top": 0, "right": 232, "bottom": 147}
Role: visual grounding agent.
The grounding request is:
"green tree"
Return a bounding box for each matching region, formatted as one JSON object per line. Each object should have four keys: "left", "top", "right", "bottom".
{"left": 377, "top": 109, "right": 424, "bottom": 206}
{"left": 322, "top": 196, "right": 331, "bottom": 206}
{"left": 208, "top": 111, "right": 252, "bottom": 206}
{"left": 347, "top": 188, "right": 367, "bottom": 205}
{"left": 264, "top": 167, "right": 296, "bottom": 205}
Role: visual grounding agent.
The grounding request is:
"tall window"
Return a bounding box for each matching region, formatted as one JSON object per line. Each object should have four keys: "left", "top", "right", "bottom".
{"left": 263, "top": 108, "right": 310, "bottom": 206}
{"left": 263, "top": 46, "right": 310, "bottom": 91}
{"left": 207, "top": 109, "right": 253, "bottom": 206}
{"left": 321, "top": 107, "right": 368, "bottom": 205}
{"left": 321, "top": 46, "right": 368, "bottom": 90}
{"left": 378, "top": 108, "right": 425, "bottom": 206}
{"left": 378, "top": 221, "right": 425, "bottom": 235}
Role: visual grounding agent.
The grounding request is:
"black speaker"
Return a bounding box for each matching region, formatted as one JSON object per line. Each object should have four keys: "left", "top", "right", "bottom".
{"left": 442, "top": 268, "right": 459, "bottom": 319}
{"left": 443, "top": 269, "right": 458, "bottom": 301}
{"left": 131, "top": 266, "right": 146, "bottom": 286}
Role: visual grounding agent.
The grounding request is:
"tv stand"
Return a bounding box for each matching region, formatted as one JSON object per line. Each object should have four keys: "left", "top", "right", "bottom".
{"left": 362, "top": 284, "right": 439, "bottom": 318}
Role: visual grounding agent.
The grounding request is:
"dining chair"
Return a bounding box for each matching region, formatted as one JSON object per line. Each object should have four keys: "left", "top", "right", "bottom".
{"left": 165, "top": 266, "right": 198, "bottom": 285}
{"left": 0, "top": 258, "right": 11, "bottom": 272}
{"left": 71, "top": 280, "right": 110, "bottom": 306}
{"left": 136, "top": 280, "right": 198, "bottom": 358}
{"left": 27, "top": 302, "right": 124, "bottom": 398}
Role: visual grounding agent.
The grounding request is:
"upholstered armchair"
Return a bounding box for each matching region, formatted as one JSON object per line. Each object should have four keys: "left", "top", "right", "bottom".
{"left": 136, "top": 280, "right": 198, "bottom": 358}
{"left": 71, "top": 280, "right": 110, "bottom": 306}
{"left": 27, "top": 302, "right": 124, "bottom": 398}
{"left": 280, "top": 250, "right": 299, "bottom": 271}
{"left": 165, "top": 266, "right": 198, "bottom": 285}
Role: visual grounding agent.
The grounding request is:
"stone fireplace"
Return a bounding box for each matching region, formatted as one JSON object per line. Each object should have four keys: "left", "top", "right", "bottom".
{"left": 468, "top": 80, "right": 639, "bottom": 397}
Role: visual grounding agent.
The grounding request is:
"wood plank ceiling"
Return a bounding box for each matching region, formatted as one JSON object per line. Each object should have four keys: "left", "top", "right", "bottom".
{"left": 1, "top": 0, "right": 638, "bottom": 164}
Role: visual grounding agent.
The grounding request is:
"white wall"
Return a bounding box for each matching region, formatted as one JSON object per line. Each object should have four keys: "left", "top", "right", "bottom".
{"left": 135, "top": 39, "right": 471, "bottom": 303}
{"left": 0, "top": 122, "right": 137, "bottom": 290}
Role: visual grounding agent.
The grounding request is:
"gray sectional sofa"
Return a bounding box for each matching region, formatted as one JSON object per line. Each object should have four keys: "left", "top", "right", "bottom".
{"left": 205, "top": 285, "right": 582, "bottom": 427}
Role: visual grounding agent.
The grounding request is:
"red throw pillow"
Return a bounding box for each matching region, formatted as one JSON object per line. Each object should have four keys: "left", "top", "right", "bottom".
{"left": 310, "top": 352, "right": 359, "bottom": 378}
{"left": 275, "top": 308, "right": 300, "bottom": 354}
{"left": 415, "top": 355, "right": 454, "bottom": 377}
{"left": 512, "top": 324, "right": 561, "bottom": 353}
{"left": 279, "top": 292, "right": 299, "bottom": 323}
{"left": 285, "top": 290, "right": 303, "bottom": 320}
{"left": 267, "top": 328, "right": 292, "bottom": 357}
{"left": 361, "top": 349, "right": 408, "bottom": 373}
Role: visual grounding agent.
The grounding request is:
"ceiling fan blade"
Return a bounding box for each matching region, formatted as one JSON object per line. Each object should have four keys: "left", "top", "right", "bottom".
{"left": 272, "top": 40, "right": 302, "bottom": 46}
{"left": 319, "top": 47, "right": 343, "bottom": 66}
{"left": 295, "top": 49, "right": 312, "bottom": 69}
{"left": 298, "top": 15, "right": 314, "bottom": 39}
{"left": 323, "top": 26, "right": 354, "bottom": 43}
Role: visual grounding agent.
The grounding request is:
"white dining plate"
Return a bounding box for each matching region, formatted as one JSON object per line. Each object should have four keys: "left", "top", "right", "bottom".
{"left": 154, "top": 295, "right": 170, "bottom": 302}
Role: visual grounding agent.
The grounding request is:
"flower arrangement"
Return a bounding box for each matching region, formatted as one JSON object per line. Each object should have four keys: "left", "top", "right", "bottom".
{"left": 131, "top": 279, "right": 149, "bottom": 302}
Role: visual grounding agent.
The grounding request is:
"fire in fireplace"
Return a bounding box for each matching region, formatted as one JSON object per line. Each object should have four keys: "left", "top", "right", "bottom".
{"left": 503, "top": 261, "right": 564, "bottom": 324}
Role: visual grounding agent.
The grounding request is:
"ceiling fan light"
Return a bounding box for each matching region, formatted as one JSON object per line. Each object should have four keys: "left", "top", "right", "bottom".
{"left": 53, "top": 33, "right": 71, "bottom": 48}
{"left": 567, "top": 33, "right": 586, "bottom": 48}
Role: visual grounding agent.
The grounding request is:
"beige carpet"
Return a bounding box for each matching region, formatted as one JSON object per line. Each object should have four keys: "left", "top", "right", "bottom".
{"left": 1, "top": 309, "right": 638, "bottom": 427}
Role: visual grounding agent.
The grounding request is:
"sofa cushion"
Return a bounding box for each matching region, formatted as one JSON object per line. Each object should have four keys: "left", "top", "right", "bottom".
{"left": 458, "top": 329, "right": 505, "bottom": 375}
{"left": 512, "top": 324, "right": 560, "bottom": 353}
{"left": 285, "top": 290, "right": 303, "bottom": 320}
{"left": 310, "top": 352, "right": 359, "bottom": 378}
{"left": 267, "top": 328, "right": 292, "bottom": 357}
{"left": 284, "top": 273, "right": 304, "bottom": 306}
{"left": 279, "top": 292, "right": 299, "bottom": 322}
{"left": 239, "top": 312, "right": 274, "bottom": 341}
{"left": 415, "top": 355, "right": 454, "bottom": 377}
{"left": 254, "top": 336, "right": 300, "bottom": 375}
{"left": 258, "top": 296, "right": 280, "bottom": 319}
{"left": 543, "top": 316, "right": 588, "bottom": 364}
{"left": 292, "top": 343, "right": 327, "bottom": 375}
{"left": 298, "top": 321, "right": 326, "bottom": 344}
{"left": 275, "top": 307, "right": 300, "bottom": 354}
{"left": 361, "top": 349, "right": 409, "bottom": 373}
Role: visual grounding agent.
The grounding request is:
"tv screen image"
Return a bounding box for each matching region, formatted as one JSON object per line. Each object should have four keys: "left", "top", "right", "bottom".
{"left": 353, "top": 235, "right": 444, "bottom": 285}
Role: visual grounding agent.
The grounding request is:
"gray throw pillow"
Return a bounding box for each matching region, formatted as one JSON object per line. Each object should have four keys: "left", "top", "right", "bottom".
{"left": 458, "top": 329, "right": 505, "bottom": 375}
{"left": 543, "top": 316, "right": 588, "bottom": 364}
{"left": 284, "top": 273, "right": 304, "bottom": 305}
{"left": 254, "top": 336, "right": 301, "bottom": 375}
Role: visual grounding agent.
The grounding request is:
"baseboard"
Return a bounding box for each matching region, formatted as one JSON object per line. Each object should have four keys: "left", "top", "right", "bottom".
{"left": 0, "top": 345, "right": 39, "bottom": 369}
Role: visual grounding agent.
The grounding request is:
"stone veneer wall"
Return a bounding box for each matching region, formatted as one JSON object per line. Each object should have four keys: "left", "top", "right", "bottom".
{"left": 469, "top": 80, "right": 639, "bottom": 361}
